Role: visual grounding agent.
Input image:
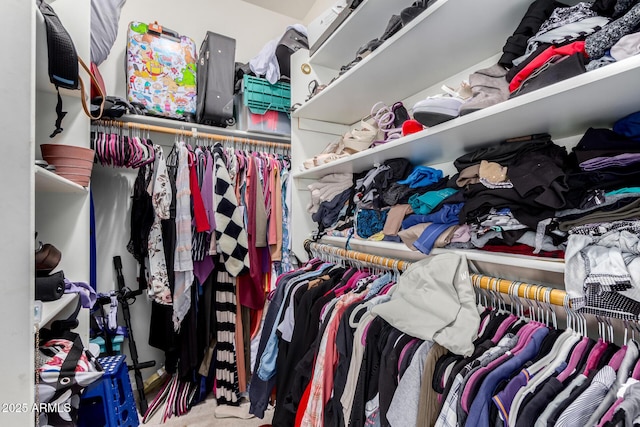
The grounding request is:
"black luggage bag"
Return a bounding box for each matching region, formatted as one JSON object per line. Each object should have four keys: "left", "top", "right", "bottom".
{"left": 196, "top": 31, "right": 236, "bottom": 126}
{"left": 275, "top": 28, "right": 309, "bottom": 81}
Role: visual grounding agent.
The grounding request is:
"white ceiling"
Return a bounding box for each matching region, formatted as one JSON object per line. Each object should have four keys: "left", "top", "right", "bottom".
{"left": 241, "top": 0, "right": 317, "bottom": 20}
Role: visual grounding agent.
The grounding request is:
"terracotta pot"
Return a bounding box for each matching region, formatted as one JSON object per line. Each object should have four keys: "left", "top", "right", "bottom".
{"left": 57, "top": 172, "right": 91, "bottom": 187}
{"left": 41, "top": 144, "right": 95, "bottom": 161}
{"left": 43, "top": 156, "right": 94, "bottom": 169}
{"left": 54, "top": 165, "right": 93, "bottom": 174}
{"left": 40, "top": 144, "right": 94, "bottom": 187}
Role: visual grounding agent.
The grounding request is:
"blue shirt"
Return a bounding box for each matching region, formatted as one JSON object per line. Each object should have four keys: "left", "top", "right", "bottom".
{"left": 402, "top": 203, "right": 464, "bottom": 229}
{"left": 466, "top": 327, "right": 549, "bottom": 427}
{"left": 256, "top": 264, "right": 332, "bottom": 381}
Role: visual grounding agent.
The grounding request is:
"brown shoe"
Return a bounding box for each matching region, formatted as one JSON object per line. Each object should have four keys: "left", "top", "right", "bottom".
{"left": 35, "top": 242, "right": 62, "bottom": 272}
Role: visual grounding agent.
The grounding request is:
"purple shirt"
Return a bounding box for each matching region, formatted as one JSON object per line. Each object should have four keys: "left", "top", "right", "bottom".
{"left": 466, "top": 327, "right": 550, "bottom": 427}
{"left": 492, "top": 369, "right": 533, "bottom": 422}
{"left": 460, "top": 322, "right": 539, "bottom": 413}
{"left": 580, "top": 152, "right": 640, "bottom": 170}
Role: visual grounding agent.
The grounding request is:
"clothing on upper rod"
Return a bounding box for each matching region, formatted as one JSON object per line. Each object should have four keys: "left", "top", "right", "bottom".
{"left": 121, "top": 135, "right": 294, "bottom": 417}
{"left": 250, "top": 243, "right": 640, "bottom": 427}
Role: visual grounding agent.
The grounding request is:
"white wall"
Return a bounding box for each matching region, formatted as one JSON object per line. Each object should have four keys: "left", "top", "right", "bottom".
{"left": 0, "top": 1, "right": 35, "bottom": 425}
{"left": 92, "top": 0, "right": 305, "bottom": 383}
{"left": 303, "top": 0, "right": 339, "bottom": 24}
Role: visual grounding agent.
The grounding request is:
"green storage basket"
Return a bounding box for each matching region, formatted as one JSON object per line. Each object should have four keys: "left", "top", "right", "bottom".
{"left": 243, "top": 75, "right": 291, "bottom": 115}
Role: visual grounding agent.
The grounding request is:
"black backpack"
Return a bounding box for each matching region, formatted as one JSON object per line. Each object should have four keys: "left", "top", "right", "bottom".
{"left": 37, "top": 0, "right": 104, "bottom": 137}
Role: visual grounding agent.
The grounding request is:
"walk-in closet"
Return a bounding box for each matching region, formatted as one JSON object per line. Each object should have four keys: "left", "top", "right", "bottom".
{"left": 5, "top": 0, "right": 640, "bottom": 426}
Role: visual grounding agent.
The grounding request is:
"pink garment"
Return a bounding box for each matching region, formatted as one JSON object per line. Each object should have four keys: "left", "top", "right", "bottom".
{"left": 237, "top": 156, "right": 266, "bottom": 310}
{"left": 380, "top": 282, "right": 395, "bottom": 295}
{"left": 321, "top": 272, "right": 369, "bottom": 319}
{"left": 450, "top": 224, "right": 471, "bottom": 243}
{"left": 398, "top": 338, "right": 421, "bottom": 377}
{"left": 584, "top": 339, "right": 608, "bottom": 376}
{"left": 557, "top": 337, "right": 590, "bottom": 382}
{"left": 597, "top": 397, "right": 624, "bottom": 427}
{"left": 633, "top": 357, "right": 640, "bottom": 380}
{"left": 189, "top": 154, "right": 210, "bottom": 233}
{"left": 335, "top": 271, "right": 369, "bottom": 297}
{"left": 491, "top": 315, "right": 518, "bottom": 343}
{"left": 269, "top": 160, "right": 283, "bottom": 262}
{"left": 193, "top": 151, "right": 215, "bottom": 283}
{"left": 509, "top": 41, "right": 586, "bottom": 92}
{"left": 303, "top": 290, "right": 367, "bottom": 426}
{"left": 609, "top": 346, "right": 628, "bottom": 371}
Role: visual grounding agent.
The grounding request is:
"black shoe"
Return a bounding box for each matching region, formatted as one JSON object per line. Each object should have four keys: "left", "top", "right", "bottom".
{"left": 392, "top": 102, "right": 410, "bottom": 128}
{"left": 356, "top": 38, "right": 383, "bottom": 59}
{"left": 380, "top": 14, "right": 403, "bottom": 41}
{"left": 401, "top": 0, "right": 438, "bottom": 25}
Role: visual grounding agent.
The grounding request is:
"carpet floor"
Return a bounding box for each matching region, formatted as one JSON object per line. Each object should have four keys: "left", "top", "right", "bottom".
{"left": 141, "top": 397, "right": 273, "bottom": 426}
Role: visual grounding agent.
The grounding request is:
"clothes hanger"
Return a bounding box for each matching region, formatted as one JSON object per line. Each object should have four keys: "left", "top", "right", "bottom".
{"left": 546, "top": 287, "right": 558, "bottom": 330}
{"left": 117, "top": 132, "right": 125, "bottom": 167}
{"left": 522, "top": 283, "right": 537, "bottom": 322}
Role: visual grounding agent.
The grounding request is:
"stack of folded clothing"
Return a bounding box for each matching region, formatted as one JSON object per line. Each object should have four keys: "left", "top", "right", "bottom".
{"left": 312, "top": 111, "right": 640, "bottom": 287}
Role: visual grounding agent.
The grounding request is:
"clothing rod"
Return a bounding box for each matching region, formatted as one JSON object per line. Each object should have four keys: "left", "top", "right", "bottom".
{"left": 304, "top": 240, "right": 568, "bottom": 307}
{"left": 305, "top": 240, "right": 413, "bottom": 271}
{"left": 93, "top": 119, "right": 291, "bottom": 150}
{"left": 471, "top": 275, "right": 567, "bottom": 308}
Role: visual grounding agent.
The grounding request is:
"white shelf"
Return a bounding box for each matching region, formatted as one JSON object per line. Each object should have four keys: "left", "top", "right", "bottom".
{"left": 37, "top": 293, "right": 79, "bottom": 329}
{"left": 309, "top": 0, "right": 416, "bottom": 69}
{"left": 294, "top": 54, "right": 640, "bottom": 180}
{"left": 319, "top": 236, "right": 565, "bottom": 274}
{"left": 116, "top": 114, "right": 292, "bottom": 144}
{"left": 35, "top": 166, "right": 88, "bottom": 194}
{"left": 293, "top": 0, "right": 533, "bottom": 124}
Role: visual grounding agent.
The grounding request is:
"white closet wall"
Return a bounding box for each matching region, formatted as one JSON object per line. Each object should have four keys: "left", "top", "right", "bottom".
{"left": 1, "top": 1, "right": 36, "bottom": 425}
{"left": 1, "top": 0, "right": 92, "bottom": 424}
{"left": 303, "top": 0, "right": 341, "bottom": 23}
{"left": 93, "top": 0, "right": 305, "bottom": 382}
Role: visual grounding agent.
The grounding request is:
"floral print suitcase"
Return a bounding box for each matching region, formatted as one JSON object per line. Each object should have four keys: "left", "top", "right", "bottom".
{"left": 126, "top": 21, "right": 197, "bottom": 119}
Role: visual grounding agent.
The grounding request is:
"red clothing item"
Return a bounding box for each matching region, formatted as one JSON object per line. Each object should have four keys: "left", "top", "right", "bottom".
{"left": 189, "top": 153, "right": 210, "bottom": 233}
{"left": 320, "top": 293, "right": 367, "bottom": 420}
{"left": 295, "top": 380, "right": 313, "bottom": 427}
{"left": 509, "top": 41, "right": 586, "bottom": 93}
{"left": 238, "top": 156, "right": 267, "bottom": 310}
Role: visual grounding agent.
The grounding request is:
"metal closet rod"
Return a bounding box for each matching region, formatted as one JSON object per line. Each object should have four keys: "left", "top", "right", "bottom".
{"left": 94, "top": 119, "right": 291, "bottom": 150}
{"left": 304, "top": 240, "right": 568, "bottom": 307}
